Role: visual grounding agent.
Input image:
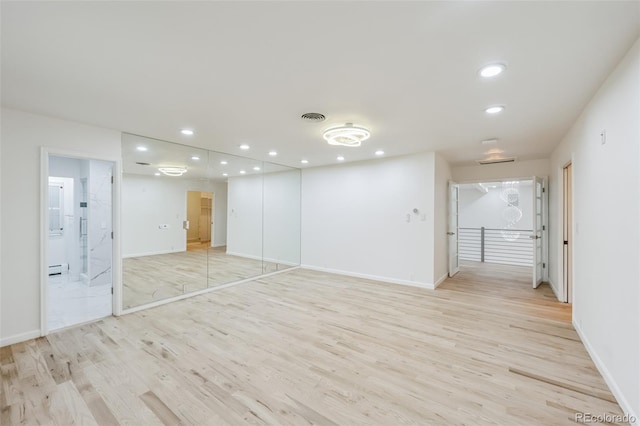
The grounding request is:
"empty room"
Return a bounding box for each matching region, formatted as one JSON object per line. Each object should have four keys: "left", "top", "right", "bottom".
{"left": 1, "top": 1, "right": 639, "bottom": 425}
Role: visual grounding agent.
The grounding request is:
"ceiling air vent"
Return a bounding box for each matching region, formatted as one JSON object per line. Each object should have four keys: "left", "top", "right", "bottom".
{"left": 301, "top": 112, "right": 326, "bottom": 122}
{"left": 476, "top": 157, "right": 517, "bottom": 165}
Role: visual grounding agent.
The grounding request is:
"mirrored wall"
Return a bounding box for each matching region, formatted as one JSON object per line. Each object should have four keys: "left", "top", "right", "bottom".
{"left": 121, "top": 134, "right": 301, "bottom": 309}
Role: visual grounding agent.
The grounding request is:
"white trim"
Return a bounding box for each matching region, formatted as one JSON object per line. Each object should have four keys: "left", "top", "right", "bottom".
{"left": 225, "top": 251, "right": 299, "bottom": 267}
{"left": 122, "top": 249, "right": 185, "bottom": 259}
{"left": 301, "top": 264, "right": 434, "bottom": 290}
{"left": 0, "top": 330, "right": 41, "bottom": 348}
{"left": 547, "top": 278, "right": 562, "bottom": 301}
{"left": 573, "top": 319, "right": 638, "bottom": 426}
{"left": 433, "top": 273, "right": 448, "bottom": 289}
{"left": 121, "top": 266, "right": 299, "bottom": 315}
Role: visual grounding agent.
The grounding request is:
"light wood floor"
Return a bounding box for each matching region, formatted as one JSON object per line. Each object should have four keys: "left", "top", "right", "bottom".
{"left": 2, "top": 266, "right": 623, "bottom": 425}
{"left": 123, "top": 247, "right": 293, "bottom": 309}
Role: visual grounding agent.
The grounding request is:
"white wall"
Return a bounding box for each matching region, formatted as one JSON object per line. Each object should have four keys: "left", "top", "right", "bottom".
{"left": 433, "top": 153, "right": 452, "bottom": 286}
{"left": 122, "top": 174, "right": 227, "bottom": 257}
{"left": 459, "top": 183, "right": 533, "bottom": 230}
{"left": 226, "top": 174, "right": 263, "bottom": 259}
{"left": 0, "top": 108, "right": 122, "bottom": 346}
{"left": 549, "top": 39, "right": 640, "bottom": 421}
{"left": 301, "top": 152, "right": 440, "bottom": 288}
{"left": 452, "top": 158, "right": 550, "bottom": 182}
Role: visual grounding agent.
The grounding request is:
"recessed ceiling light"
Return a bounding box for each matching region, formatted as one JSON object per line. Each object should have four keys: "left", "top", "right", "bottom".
{"left": 253, "top": 166, "right": 260, "bottom": 171}
{"left": 239, "top": 144, "right": 250, "bottom": 150}
{"left": 191, "top": 156, "right": 200, "bottom": 160}
{"left": 222, "top": 173, "right": 228, "bottom": 177}
{"left": 220, "top": 160, "right": 228, "bottom": 165}
{"left": 240, "top": 170, "right": 246, "bottom": 174}
{"left": 479, "top": 63, "right": 506, "bottom": 78}
{"left": 154, "top": 172, "right": 161, "bottom": 176}
{"left": 485, "top": 105, "right": 505, "bottom": 114}
{"left": 180, "top": 129, "right": 195, "bottom": 136}
{"left": 136, "top": 146, "right": 148, "bottom": 152}
{"left": 268, "top": 151, "right": 277, "bottom": 156}
{"left": 375, "top": 150, "right": 385, "bottom": 156}
{"left": 337, "top": 156, "right": 345, "bottom": 161}
{"left": 301, "top": 159, "right": 309, "bottom": 164}
{"left": 481, "top": 138, "right": 499, "bottom": 145}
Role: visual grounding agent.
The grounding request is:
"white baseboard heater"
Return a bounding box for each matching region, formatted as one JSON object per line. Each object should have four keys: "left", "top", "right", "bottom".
{"left": 48, "top": 263, "right": 69, "bottom": 276}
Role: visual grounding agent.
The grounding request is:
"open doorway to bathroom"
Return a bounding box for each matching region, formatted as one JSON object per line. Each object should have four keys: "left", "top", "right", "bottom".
{"left": 47, "top": 155, "right": 114, "bottom": 330}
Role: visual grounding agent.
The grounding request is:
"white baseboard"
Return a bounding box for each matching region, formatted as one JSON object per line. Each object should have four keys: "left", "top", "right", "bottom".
{"left": 573, "top": 319, "right": 638, "bottom": 425}
{"left": 226, "top": 251, "right": 299, "bottom": 267}
{"left": 0, "top": 329, "right": 41, "bottom": 347}
{"left": 301, "top": 264, "right": 434, "bottom": 290}
{"left": 123, "top": 249, "right": 184, "bottom": 258}
{"left": 434, "top": 273, "right": 448, "bottom": 289}
{"left": 548, "top": 278, "right": 562, "bottom": 301}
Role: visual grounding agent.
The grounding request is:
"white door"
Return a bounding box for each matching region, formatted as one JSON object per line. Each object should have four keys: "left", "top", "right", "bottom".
{"left": 448, "top": 182, "right": 460, "bottom": 277}
{"left": 532, "top": 176, "right": 545, "bottom": 288}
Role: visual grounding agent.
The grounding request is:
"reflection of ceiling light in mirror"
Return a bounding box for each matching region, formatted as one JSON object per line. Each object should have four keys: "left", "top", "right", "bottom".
{"left": 191, "top": 156, "right": 200, "bottom": 160}
{"left": 158, "top": 167, "right": 187, "bottom": 176}
{"left": 268, "top": 151, "right": 277, "bottom": 156}
{"left": 375, "top": 150, "right": 385, "bottom": 156}
{"left": 323, "top": 123, "right": 370, "bottom": 147}
{"left": 154, "top": 172, "right": 161, "bottom": 176}
{"left": 239, "top": 144, "right": 250, "bottom": 150}
{"left": 337, "top": 156, "right": 345, "bottom": 161}
{"left": 136, "top": 146, "right": 148, "bottom": 152}
{"left": 253, "top": 166, "right": 260, "bottom": 171}
{"left": 220, "top": 160, "right": 228, "bottom": 165}
{"left": 222, "top": 173, "right": 228, "bottom": 177}
{"left": 180, "top": 129, "right": 194, "bottom": 136}
{"left": 240, "top": 170, "right": 246, "bottom": 174}
{"left": 485, "top": 105, "right": 505, "bottom": 114}
{"left": 479, "top": 63, "right": 506, "bottom": 78}
{"left": 301, "top": 159, "right": 309, "bottom": 164}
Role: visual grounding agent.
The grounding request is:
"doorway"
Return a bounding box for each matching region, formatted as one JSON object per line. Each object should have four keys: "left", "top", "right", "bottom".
{"left": 563, "top": 163, "right": 573, "bottom": 303}
{"left": 447, "top": 177, "right": 548, "bottom": 289}
{"left": 186, "top": 191, "right": 213, "bottom": 251}
{"left": 46, "top": 155, "right": 114, "bottom": 331}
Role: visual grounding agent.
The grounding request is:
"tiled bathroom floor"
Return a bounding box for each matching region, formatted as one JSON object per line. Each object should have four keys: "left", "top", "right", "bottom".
{"left": 48, "top": 274, "right": 112, "bottom": 330}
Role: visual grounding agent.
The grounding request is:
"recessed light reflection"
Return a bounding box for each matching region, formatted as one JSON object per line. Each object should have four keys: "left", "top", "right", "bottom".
{"left": 240, "top": 170, "right": 246, "bottom": 174}
{"left": 301, "top": 159, "right": 309, "bottom": 164}
{"left": 154, "top": 172, "right": 161, "bottom": 176}
{"left": 375, "top": 150, "right": 385, "bottom": 156}
{"left": 268, "top": 151, "right": 277, "bottom": 156}
{"left": 337, "top": 156, "right": 345, "bottom": 161}
{"left": 181, "top": 129, "right": 195, "bottom": 136}
{"left": 136, "top": 146, "right": 148, "bottom": 152}
{"left": 240, "top": 144, "right": 250, "bottom": 150}
{"left": 222, "top": 173, "right": 228, "bottom": 177}
{"left": 253, "top": 166, "right": 261, "bottom": 171}
{"left": 220, "top": 161, "right": 228, "bottom": 165}
{"left": 191, "top": 156, "right": 200, "bottom": 160}
{"left": 479, "top": 63, "right": 506, "bottom": 78}
{"left": 485, "top": 105, "right": 505, "bottom": 114}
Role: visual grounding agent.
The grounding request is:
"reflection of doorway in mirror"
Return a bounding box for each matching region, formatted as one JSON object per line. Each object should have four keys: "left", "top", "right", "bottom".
{"left": 187, "top": 191, "right": 213, "bottom": 251}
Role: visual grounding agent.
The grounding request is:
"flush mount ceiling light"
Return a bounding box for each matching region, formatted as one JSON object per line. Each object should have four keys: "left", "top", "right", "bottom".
{"left": 136, "top": 146, "right": 148, "bottom": 152}
{"left": 239, "top": 144, "right": 250, "bottom": 150}
{"left": 485, "top": 105, "right": 505, "bottom": 114}
{"left": 323, "top": 123, "right": 370, "bottom": 147}
{"left": 180, "top": 129, "right": 195, "bottom": 136}
{"left": 479, "top": 63, "right": 506, "bottom": 78}
{"left": 158, "top": 167, "right": 187, "bottom": 176}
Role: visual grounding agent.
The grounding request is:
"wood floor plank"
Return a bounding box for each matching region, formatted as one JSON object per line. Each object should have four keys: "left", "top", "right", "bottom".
{"left": 1, "top": 261, "right": 625, "bottom": 425}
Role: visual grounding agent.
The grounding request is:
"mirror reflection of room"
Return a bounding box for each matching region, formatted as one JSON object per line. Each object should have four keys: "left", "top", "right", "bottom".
{"left": 121, "top": 134, "right": 301, "bottom": 309}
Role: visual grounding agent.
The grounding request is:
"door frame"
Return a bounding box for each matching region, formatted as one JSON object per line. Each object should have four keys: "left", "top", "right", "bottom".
{"left": 448, "top": 181, "right": 460, "bottom": 277}
{"left": 562, "top": 162, "right": 573, "bottom": 303}
{"left": 40, "top": 147, "right": 123, "bottom": 336}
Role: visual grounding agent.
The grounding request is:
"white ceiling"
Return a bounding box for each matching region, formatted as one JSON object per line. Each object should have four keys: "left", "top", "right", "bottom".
{"left": 2, "top": 2, "right": 639, "bottom": 168}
